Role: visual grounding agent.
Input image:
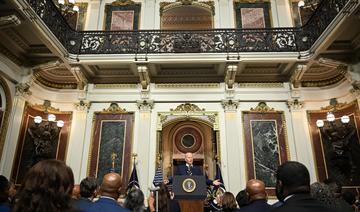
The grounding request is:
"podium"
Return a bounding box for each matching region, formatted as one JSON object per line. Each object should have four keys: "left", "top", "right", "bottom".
{"left": 173, "top": 175, "right": 207, "bottom": 212}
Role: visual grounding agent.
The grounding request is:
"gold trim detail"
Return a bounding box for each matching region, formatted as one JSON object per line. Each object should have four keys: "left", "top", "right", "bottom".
{"left": 31, "top": 100, "right": 64, "bottom": 114}
{"left": 155, "top": 83, "right": 220, "bottom": 89}
{"left": 94, "top": 84, "right": 138, "bottom": 89}
{"left": 238, "top": 83, "right": 284, "bottom": 88}
{"left": 101, "top": 103, "right": 127, "bottom": 114}
{"left": 250, "top": 102, "right": 275, "bottom": 112}
{"left": 171, "top": 103, "right": 205, "bottom": 112}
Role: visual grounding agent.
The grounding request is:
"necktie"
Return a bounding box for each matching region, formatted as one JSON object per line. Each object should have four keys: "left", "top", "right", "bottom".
{"left": 187, "top": 165, "right": 192, "bottom": 176}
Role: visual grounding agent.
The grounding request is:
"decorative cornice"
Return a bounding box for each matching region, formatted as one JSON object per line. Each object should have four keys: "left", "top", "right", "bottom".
{"left": 170, "top": 103, "right": 205, "bottom": 112}
{"left": 221, "top": 99, "right": 239, "bottom": 111}
{"left": 15, "top": 82, "right": 32, "bottom": 97}
{"left": 250, "top": 102, "right": 275, "bottom": 112}
{"left": 74, "top": 100, "right": 91, "bottom": 111}
{"left": 94, "top": 84, "right": 137, "bottom": 89}
{"left": 155, "top": 83, "right": 219, "bottom": 89}
{"left": 238, "top": 83, "right": 284, "bottom": 88}
{"left": 102, "top": 102, "right": 127, "bottom": 114}
{"left": 287, "top": 99, "right": 304, "bottom": 110}
{"left": 136, "top": 99, "right": 154, "bottom": 111}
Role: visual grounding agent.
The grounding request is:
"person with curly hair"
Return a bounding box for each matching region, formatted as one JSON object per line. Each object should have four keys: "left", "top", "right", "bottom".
{"left": 12, "top": 159, "right": 77, "bottom": 212}
{"left": 148, "top": 183, "right": 180, "bottom": 212}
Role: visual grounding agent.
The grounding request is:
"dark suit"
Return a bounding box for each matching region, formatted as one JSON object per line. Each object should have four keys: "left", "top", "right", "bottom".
{"left": 239, "top": 200, "right": 272, "bottom": 212}
{"left": 73, "top": 197, "right": 94, "bottom": 212}
{"left": 87, "top": 197, "right": 130, "bottom": 212}
{"left": 176, "top": 164, "right": 203, "bottom": 176}
{"left": 271, "top": 193, "right": 338, "bottom": 212}
{"left": 175, "top": 164, "right": 213, "bottom": 185}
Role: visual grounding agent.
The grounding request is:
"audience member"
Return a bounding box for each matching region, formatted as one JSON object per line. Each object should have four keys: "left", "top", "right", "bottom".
{"left": 72, "top": 184, "right": 81, "bottom": 200}
{"left": 148, "top": 183, "right": 180, "bottom": 212}
{"left": 8, "top": 181, "right": 16, "bottom": 205}
{"left": 272, "top": 161, "right": 337, "bottom": 212}
{"left": 239, "top": 179, "right": 272, "bottom": 212}
{"left": 73, "top": 177, "right": 98, "bottom": 211}
{"left": 310, "top": 182, "right": 339, "bottom": 211}
{"left": 220, "top": 192, "right": 238, "bottom": 212}
{"left": 87, "top": 173, "right": 129, "bottom": 212}
{"left": 124, "top": 189, "right": 146, "bottom": 212}
{"left": 12, "top": 159, "right": 76, "bottom": 212}
{"left": 342, "top": 191, "right": 359, "bottom": 212}
{"left": 235, "top": 189, "right": 249, "bottom": 208}
{"left": 0, "top": 175, "right": 10, "bottom": 212}
{"left": 324, "top": 178, "right": 353, "bottom": 212}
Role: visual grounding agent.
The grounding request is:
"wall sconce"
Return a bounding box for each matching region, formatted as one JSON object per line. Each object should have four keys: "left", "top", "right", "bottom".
{"left": 298, "top": 0, "right": 305, "bottom": 7}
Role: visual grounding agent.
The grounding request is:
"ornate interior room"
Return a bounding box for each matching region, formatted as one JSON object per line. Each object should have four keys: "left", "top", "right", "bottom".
{"left": 0, "top": 0, "right": 360, "bottom": 198}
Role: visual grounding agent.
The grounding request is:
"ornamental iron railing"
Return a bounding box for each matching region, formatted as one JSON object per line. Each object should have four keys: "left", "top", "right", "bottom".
{"left": 25, "top": 0, "right": 353, "bottom": 55}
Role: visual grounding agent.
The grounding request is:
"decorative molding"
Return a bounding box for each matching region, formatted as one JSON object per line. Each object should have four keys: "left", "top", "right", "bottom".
{"left": 0, "top": 14, "right": 21, "bottom": 29}
{"left": 155, "top": 83, "right": 220, "bottom": 89}
{"left": 74, "top": 100, "right": 91, "bottom": 111}
{"left": 170, "top": 103, "right": 205, "bottom": 112}
{"left": 250, "top": 102, "right": 275, "bottom": 112}
{"left": 32, "top": 100, "right": 61, "bottom": 114}
{"left": 70, "top": 66, "right": 88, "bottom": 90}
{"left": 15, "top": 82, "right": 32, "bottom": 97}
{"left": 287, "top": 99, "right": 304, "bottom": 110}
{"left": 238, "top": 83, "right": 284, "bottom": 88}
{"left": 320, "top": 98, "right": 348, "bottom": 111}
{"left": 136, "top": 99, "right": 154, "bottom": 111}
{"left": 221, "top": 99, "right": 239, "bottom": 111}
{"left": 94, "top": 84, "right": 137, "bottom": 89}
{"left": 290, "top": 64, "right": 308, "bottom": 88}
{"left": 101, "top": 102, "right": 127, "bottom": 114}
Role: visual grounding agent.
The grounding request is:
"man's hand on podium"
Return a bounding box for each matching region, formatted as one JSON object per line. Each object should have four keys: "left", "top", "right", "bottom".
{"left": 212, "top": 179, "right": 222, "bottom": 186}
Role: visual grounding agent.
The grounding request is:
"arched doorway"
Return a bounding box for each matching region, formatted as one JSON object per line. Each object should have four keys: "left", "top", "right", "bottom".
{"left": 156, "top": 103, "right": 220, "bottom": 179}
{"left": 0, "top": 76, "right": 12, "bottom": 159}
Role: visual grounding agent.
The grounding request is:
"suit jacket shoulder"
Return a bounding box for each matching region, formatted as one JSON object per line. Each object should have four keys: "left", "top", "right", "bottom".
{"left": 89, "top": 197, "right": 130, "bottom": 212}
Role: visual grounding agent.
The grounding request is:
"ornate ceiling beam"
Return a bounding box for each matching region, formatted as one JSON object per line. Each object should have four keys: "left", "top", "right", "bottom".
{"left": 290, "top": 64, "right": 308, "bottom": 88}
{"left": 70, "top": 66, "right": 88, "bottom": 90}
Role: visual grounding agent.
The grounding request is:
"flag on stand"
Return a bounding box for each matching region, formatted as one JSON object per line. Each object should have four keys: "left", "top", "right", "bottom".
{"left": 152, "top": 165, "right": 163, "bottom": 187}
{"left": 127, "top": 162, "right": 140, "bottom": 193}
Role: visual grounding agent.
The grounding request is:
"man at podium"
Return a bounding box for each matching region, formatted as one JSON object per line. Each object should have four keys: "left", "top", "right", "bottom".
{"left": 171, "top": 152, "right": 222, "bottom": 186}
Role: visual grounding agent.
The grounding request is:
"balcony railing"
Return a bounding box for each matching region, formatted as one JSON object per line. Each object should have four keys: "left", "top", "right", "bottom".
{"left": 26, "top": 0, "right": 353, "bottom": 55}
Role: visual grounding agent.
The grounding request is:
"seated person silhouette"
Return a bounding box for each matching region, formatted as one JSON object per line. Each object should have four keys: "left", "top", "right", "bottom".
{"left": 166, "top": 152, "right": 222, "bottom": 186}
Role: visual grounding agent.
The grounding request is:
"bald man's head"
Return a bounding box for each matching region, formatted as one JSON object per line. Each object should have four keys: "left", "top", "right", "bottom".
{"left": 100, "top": 173, "right": 122, "bottom": 199}
{"left": 246, "top": 179, "right": 267, "bottom": 202}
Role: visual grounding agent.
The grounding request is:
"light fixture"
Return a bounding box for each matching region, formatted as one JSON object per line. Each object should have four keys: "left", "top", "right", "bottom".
{"left": 48, "top": 114, "right": 56, "bottom": 122}
{"left": 316, "top": 112, "right": 351, "bottom": 128}
{"left": 298, "top": 0, "right": 305, "bottom": 7}
{"left": 57, "top": 120, "right": 65, "bottom": 128}
{"left": 34, "top": 116, "right": 42, "bottom": 124}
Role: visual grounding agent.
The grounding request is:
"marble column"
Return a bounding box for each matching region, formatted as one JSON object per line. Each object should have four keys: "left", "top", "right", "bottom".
{"left": 287, "top": 99, "right": 317, "bottom": 182}
{"left": 136, "top": 100, "right": 154, "bottom": 194}
{"left": 85, "top": 1, "right": 101, "bottom": 30}
{"left": 270, "top": 0, "right": 293, "bottom": 27}
{"left": 221, "top": 99, "right": 242, "bottom": 193}
{"left": 66, "top": 101, "right": 91, "bottom": 183}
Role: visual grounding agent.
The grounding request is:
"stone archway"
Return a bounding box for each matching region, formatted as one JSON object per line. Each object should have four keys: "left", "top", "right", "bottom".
{"left": 0, "top": 76, "right": 12, "bottom": 159}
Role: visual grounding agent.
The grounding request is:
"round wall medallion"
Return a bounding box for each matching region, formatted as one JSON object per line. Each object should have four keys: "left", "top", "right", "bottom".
{"left": 182, "top": 178, "right": 197, "bottom": 193}
{"left": 174, "top": 127, "right": 202, "bottom": 153}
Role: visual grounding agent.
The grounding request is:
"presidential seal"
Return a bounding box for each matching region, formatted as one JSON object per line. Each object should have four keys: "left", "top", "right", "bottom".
{"left": 182, "top": 178, "right": 196, "bottom": 193}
